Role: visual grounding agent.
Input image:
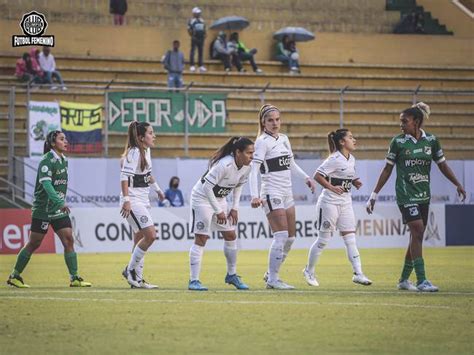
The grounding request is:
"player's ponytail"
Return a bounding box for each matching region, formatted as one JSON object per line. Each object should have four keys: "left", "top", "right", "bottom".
{"left": 43, "top": 130, "right": 61, "bottom": 154}
{"left": 209, "top": 136, "right": 254, "bottom": 168}
{"left": 122, "top": 121, "right": 150, "bottom": 171}
{"left": 257, "top": 104, "right": 280, "bottom": 137}
{"left": 327, "top": 129, "right": 349, "bottom": 154}
{"left": 402, "top": 102, "right": 430, "bottom": 128}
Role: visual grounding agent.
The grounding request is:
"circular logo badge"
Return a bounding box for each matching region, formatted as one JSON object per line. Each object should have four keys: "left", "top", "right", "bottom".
{"left": 21, "top": 11, "right": 48, "bottom": 36}
{"left": 41, "top": 165, "right": 49, "bottom": 173}
{"left": 140, "top": 215, "right": 149, "bottom": 224}
{"left": 196, "top": 221, "right": 205, "bottom": 230}
{"left": 323, "top": 221, "right": 331, "bottom": 229}
{"left": 272, "top": 198, "right": 282, "bottom": 205}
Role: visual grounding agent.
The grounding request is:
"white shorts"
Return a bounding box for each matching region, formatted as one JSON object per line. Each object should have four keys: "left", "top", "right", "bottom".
{"left": 189, "top": 199, "right": 234, "bottom": 237}
{"left": 126, "top": 203, "right": 154, "bottom": 233}
{"left": 262, "top": 194, "right": 295, "bottom": 215}
{"left": 316, "top": 199, "right": 356, "bottom": 232}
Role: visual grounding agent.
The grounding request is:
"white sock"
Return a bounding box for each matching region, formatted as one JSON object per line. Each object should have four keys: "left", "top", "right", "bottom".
{"left": 268, "top": 231, "right": 288, "bottom": 283}
{"left": 281, "top": 236, "right": 296, "bottom": 264}
{"left": 136, "top": 255, "right": 145, "bottom": 280}
{"left": 189, "top": 244, "right": 204, "bottom": 281}
{"left": 127, "top": 245, "right": 146, "bottom": 272}
{"left": 224, "top": 240, "right": 238, "bottom": 275}
{"left": 343, "top": 233, "right": 362, "bottom": 275}
{"left": 307, "top": 231, "right": 331, "bottom": 274}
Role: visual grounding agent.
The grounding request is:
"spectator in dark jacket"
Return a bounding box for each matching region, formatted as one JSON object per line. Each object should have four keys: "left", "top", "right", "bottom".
{"left": 159, "top": 176, "right": 184, "bottom": 207}
{"left": 187, "top": 7, "right": 207, "bottom": 72}
{"left": 212, "top": 31, "right": 243, "bottom": 72}
{"left": 110, "top": 0, "right": 127, "bottom": 26}
{"left": 163, "top": 40, "right": 185, "bottom": 89}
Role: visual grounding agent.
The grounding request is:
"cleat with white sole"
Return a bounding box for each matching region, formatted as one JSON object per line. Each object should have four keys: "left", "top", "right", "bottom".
{"left": 266, "top": 279, "right": 295, "bottom": 290}
{"left": 397, "top": 279, "right": 418, "bottom": 291}
{"left": 302, "top": 267, "right": 319, "bottom": 287}
{"left": 352, "top": 273, "right": 372, "bottom": 286}
{"left": 417, "top": 280, "right": 439, "bottom": 292}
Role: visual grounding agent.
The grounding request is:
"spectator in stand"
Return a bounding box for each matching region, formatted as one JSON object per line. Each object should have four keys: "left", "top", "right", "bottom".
{"left": 275, "top": 35, "right": 300, "bottom": 74}
{"left": 29, "top": 48, "right": 44, "bottom": 82}
{"left": 39, "top": 47, "right": 67, "bottom": 91}
{"left": 229, "top": 32, "right": 262, "bottom": 73}
{"left": 110, "top": 0, "right": 127, "bottom": 26}
{"left": 187, "top": 7, "right": 207, "bottom": 72}
{"left": 15, "top": 53, "right": 43, "bottom": 84}
{"left": 163, "top": 40, "right": 185, "bottom": 89}
{"left": 159, "top": 176, "right": 185, "bottom": 207}
{"left": 212, "top": 31, "right": 243, "bottom": 72}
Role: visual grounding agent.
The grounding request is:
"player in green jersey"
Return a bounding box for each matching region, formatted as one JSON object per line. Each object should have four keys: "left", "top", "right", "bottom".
{"left": 366, "top": 103, "right": 466, "bottom": 292}
{"left": 7, "top": 130, "right": 92, "bottom": 288}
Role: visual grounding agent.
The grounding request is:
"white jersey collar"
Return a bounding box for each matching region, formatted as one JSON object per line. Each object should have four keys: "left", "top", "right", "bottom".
{"left": 405, "top": 129, "right": 426, "bottom": 144}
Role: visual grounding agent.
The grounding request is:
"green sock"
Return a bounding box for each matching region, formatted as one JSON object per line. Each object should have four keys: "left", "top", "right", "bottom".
{"left": 400, "top": 259, "right": 414, "bottom": 281}
{"left": 64, "top": 251, "right": 78, "bottom": 278}
{"left": 413, "top": 257, "right": 426, "bottom": 285}
{"left": 11, "top": 247, "right": 32, "bottom": 277}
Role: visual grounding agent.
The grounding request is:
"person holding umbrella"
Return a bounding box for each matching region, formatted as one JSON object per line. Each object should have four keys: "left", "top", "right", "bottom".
{"left": 187, "top": 7, "right": 207, "bottom": 73}
{"left": 275, "top": 35, "right": 300, "bottom": 73}
{"left": 273, "top": 27, "right": 315, "bottom": 74}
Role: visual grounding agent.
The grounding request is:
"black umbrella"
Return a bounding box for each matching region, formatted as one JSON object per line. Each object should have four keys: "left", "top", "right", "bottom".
{"left": 273, "top": 27, "right": 315, "bottom": 42}
{"left": 210, "top": 16, "right": 250, "bottom": 31}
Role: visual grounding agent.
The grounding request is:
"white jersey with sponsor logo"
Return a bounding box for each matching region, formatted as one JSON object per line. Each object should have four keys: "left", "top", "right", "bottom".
{"left": 120, "top": 147, "right": 152, "bottom": 206}
{"left": 252, "top": 132, "right": 293, "bottom": 196}
{"left": 316, "top": 151, "right": 357, "bottom": 205}
{"left": 192, "top": 155, "right": 250, "bottom": 205}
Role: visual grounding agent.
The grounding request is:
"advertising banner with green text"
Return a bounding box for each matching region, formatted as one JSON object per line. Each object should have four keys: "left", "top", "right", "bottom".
{"left": 107, "top": 91, "right": 227, "bottom": 133}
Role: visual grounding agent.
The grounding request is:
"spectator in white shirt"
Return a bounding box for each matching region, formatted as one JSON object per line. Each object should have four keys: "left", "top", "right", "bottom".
{"left": 39, "top": 47, "right": 67, "bottom": 90}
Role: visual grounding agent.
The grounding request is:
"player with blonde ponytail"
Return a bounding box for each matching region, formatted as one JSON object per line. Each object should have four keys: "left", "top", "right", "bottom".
{"left": 250, "top": 104, "right": 316, "bottom": 290}
{"left": 367, "top": 102, "right": 466, "bottom": 292}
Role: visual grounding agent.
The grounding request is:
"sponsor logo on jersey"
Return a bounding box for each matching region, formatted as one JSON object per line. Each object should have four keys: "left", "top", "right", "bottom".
{"left": 140, "top": 215, "right": 149, "bottom": 224}
{"left": 322, "top": 221, "right": 331, "bottom": 229}
{"left": 404, "top": 159, "right": 430, "bottom": 167}
{"left": 41, "top": 165, "right": 49, "bottom": 173}
{"left": 408, "top": 173, "right": 429, "bottom": 184}
{"left": 53, "top": 179, "right": 67, "bottom": 186}
{"left": 278, "top": 156, "right": 290, "bottom": 168}
{"left": 413, "top": 148, "right": 422, "bottom": 154}
{"left": 213, "top": 185, "right": 233, "bottom": 198}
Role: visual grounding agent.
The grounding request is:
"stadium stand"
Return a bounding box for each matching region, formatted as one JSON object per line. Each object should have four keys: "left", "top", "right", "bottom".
{"left": 0, "top": 0, "right": 472, "bottom": 193}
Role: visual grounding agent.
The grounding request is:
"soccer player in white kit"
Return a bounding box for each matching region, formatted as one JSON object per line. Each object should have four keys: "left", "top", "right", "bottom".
{"left": 188, "top": 136, "right": 255, "bottom": 291}
{"left": 120, "top": 121, "right": 165, "bottom": 289}
{"left": 303, "top": 129, "right": 372, "bottom": 286}
{"left": 250, "top": 104, "right": 316, "bottom": 290}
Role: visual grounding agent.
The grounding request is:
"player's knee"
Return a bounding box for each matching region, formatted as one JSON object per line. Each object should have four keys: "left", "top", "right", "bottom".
{"left": 343, "top": 233, "right": 356, "bottom": 247}
{"left": 195, "top": 234, "right": 208, "bottom": 247}
{"left": 317, "top": 231, "right": 331, "bottom": 249}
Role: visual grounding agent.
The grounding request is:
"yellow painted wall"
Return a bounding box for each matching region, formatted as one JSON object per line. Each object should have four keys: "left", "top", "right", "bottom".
{"left": 1, "top": 20, "right": 473, "bottom": 66}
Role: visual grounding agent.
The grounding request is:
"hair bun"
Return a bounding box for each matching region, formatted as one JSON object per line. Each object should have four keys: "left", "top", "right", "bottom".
{"left": 413, "top": 102, "right": 430, "bottom": 120}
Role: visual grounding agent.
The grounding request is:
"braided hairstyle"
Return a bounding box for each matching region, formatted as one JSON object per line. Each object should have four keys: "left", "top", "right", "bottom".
{"left": 209, "top": 136, "right": 254, "bottom": 168}
{"left": 43, "top": 130, "right": 62, "bottom": 154}
{"left": 122, "top": 121, "right": 150, "bottom": 171}
{"left": 257, "top": 104, "right": 280, "bottom": 136}
{"left": 327, "top": 129, "right": 349, "bottom": 154}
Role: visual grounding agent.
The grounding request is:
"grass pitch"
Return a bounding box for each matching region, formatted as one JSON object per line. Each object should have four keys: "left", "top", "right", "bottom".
{"left": 1, "top": 247, "right": 473, "bottom": 354}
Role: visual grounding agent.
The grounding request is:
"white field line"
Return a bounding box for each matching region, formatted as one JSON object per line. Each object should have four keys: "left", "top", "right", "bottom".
{"left": 0, "top": 289, "right": 473, "bottom": 296}
{"left": 0, "top": 295, "right": 457, "bottom": 310}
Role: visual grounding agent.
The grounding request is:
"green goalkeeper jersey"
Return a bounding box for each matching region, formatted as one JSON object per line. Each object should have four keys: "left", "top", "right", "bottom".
{"left": 31, "top": 150, "right": 69, "bottom": 220}
{"left": 386, "top": 130, "right": 445, "bottom": 205}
